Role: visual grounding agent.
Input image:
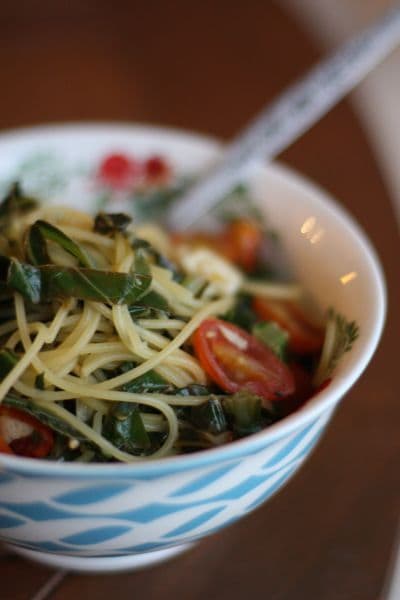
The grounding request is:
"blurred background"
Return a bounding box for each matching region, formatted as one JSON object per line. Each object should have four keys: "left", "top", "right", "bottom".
{"left": 0, "top": 1, "right": 399, "bottom": 599}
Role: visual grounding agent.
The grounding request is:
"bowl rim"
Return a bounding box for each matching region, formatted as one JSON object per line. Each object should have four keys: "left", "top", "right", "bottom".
{"left": 0, "top": 121, "right": 387, "bottom": 478}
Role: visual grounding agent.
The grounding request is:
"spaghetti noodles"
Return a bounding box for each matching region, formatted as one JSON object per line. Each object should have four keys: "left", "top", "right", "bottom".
{"left": 0, "top": 185, "right": 356, "bottom": 462}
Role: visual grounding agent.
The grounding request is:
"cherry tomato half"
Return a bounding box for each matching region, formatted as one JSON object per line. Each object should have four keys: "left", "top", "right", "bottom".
{"left": 226, "top": 219, "right": 263, "bottom": 271}
{"left": 0, "top": 407, "right": 54, "bottom": 458}
{"left": 172, "top": 219, "right": 263, "bottom": 272}
{"left": 253, "top": 298, "right": 324, "bottom": 355}
{"left": 192, "top": 318, "right": 295, "bottom": 404}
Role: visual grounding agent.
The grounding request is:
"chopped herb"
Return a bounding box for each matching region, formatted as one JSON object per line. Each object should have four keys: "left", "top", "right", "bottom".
{"left": 26, "top": 220, "right": 94, "bottom": 268}
{"left": 223, "top": 294, "right": 258, "bottom": 331}
{"left": 0, "top": 256, "right": 151, "bottom": 305}
{"left": 252, "top": 321, "right": 289, "bottom": 360}
{"left": 103, "top": 402, "right": 150, "bottom": 453}
{"left": 314, "top": 309, "right": 359, "bottom": 385}
{"left": 133, "top": 238, "right": 182, "bottom": 281}
{"left": 94, "top": 212, "right": 132, "bottom": 235}
{"left": 188, "top": 396, "right": 228, "bottom": 434}
{"left": 122, "top": 370, "right": 175, "bottom": 394}
{"left": 0, "top": 348, "right": 18, "bottom": 378}
{"left": 0, "top": 182, "right": 38, "bottom": 222}
{"left": 35, "top": 373, "right": 45, "bottom": 390}
{"left": 128, "top": 291, "right": 170, "bottom": 321}
{"left": 223, "top": 390, "right": 278, "bottom": 437}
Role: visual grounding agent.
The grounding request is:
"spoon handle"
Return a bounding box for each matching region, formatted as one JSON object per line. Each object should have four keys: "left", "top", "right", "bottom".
{"left": 167, "top": 5, "right": 400, "bottom": 229}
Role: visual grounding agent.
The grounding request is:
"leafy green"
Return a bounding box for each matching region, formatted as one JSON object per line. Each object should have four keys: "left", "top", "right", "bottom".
{"left": 132, "top": 238, "right": 182, "bottom": 281}
{"left": 223, "top": 390, "right": 277, "bottom": 437}
{"left": 223, "top": 294, "right": 258, "bottom": 331}
{"left": 329, "top": 310, "right": 359, "bottom": 365}
{"left": 35, "top": 373, "right": 45, "bottom": 390}
{"left": 314, "top": 309, "right": 359, "bottom": 385}
{"left": 120, "top": 369, "right": 211, "bottom": 397}
{"left": 0, "top": 182, "right": 38, "bottom": 222}
{"left": 252, "top": 321, "right": 288, "bottom": 360}
{"left": 122, "top": 370, "right": 174, "bottom": 394}
{"left": 0, "top": 256, "right": 151, "bottom": 305}
{"left": 103, "top": 402, "right": 150, "bottom": 453}
{"left": 188, "top": 396, "right": 228, "bottom": 434}
{"left": 133, "top": 248, "right": 152, "bottom": 297}
{"left": 128, "top": 290, "right": 170, "bottom": 320}
{"left": 0, "top": 348, "right": 18, "bottom": 379}
{"left": 26, "top": 220, "right": 94, "bottom": 268}
{"left": 0, "top": 256, "right": 42, "bottom": 303}
{"left": 94, "top": 212, "right": 132, "bottom": 235}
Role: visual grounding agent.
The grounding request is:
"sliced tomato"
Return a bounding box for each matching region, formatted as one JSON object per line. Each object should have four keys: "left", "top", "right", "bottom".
{"left": 226, "top": 219, "right": 263, "bottom": 271}
{"left": 0, "top": 407, "right": 54, "bottom": 458}
{"left": 253, "top": 298, "right": 324, "bottom": 355}
{"left": 172, "top": 219, "right": 263, "bottom": 272}
{"left": 192, "top": 318, "right": 295, "bottom": 404}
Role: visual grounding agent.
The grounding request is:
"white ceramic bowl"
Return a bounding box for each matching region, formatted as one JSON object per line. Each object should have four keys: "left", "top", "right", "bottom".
{"left": 0, "top": 124, "right": 386, "bottom": 572}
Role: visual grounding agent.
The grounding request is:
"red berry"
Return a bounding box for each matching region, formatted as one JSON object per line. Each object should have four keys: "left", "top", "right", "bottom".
{"left": 143, "top": 155, "right": 170, "bottom": 182}
{"left": 98, "top": 153, "right": 137, "bottom": 189}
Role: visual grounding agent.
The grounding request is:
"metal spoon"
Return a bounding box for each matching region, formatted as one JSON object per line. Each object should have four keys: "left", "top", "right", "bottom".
{"left": 166, "top": 4, "right": 400, "bottom": 230}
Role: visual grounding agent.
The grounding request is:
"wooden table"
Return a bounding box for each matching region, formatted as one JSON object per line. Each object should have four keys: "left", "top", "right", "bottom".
{"left": 1, "top": 2, "right": 399, "bottom": 599}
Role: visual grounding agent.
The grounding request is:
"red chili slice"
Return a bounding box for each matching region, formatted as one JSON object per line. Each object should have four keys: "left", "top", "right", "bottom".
{"left": 192, "top": 318, "right": 295, "bottom": 404}
{"left": 0, "top": 407, "right": 54, "bottom": 458}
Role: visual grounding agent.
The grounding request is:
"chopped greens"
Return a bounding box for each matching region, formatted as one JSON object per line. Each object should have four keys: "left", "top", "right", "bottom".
{"left": 0, "top": 257, "right": 152, "bottom": 304}
{"left": 122, "top": 370, "right": 174, "bottom": 394}
{"left": 26, "top": 220, "right": 95, "bottom": 268}
{"left": 128, "top": 291, "right": 170, "bottom": 319}
{"left": 223, "top": 390, "right": 278, "bottom": 437}
{"left": 252, "top": 321, "right": 288, "bottom": 360}
{"left": 0, "top": 182, "right": 38, "bottom": 222}
{"left": 187, "top": 396, "right": 228, "bottom": 435}
{"left": 0, "top": 348, "right": 18, "bottom": 378}
{"left": 94, "top": 212, "right": 132, "bottom": 235}
{"left": 314, "top": 309, "right": 359, "bottom": 386}
{"left": 103, "top": 403, "right": 151, "bottom": 454}
{"left": 34, "top": 373, "right": 45, "bottom": 390}
{"left": 223, "top": 294, "right": 258, "bottom": 331}
{"left": 132, "top": 238, "right": 182, "bottom": 281}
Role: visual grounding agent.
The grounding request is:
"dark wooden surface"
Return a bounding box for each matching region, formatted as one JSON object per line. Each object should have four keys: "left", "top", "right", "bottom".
{"left": 0, "top": 2, "right": 399, "bottom": 599}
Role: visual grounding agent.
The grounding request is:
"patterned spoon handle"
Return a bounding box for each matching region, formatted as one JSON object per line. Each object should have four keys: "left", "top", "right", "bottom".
{"left": 167, "top": 5, "right": 400, "bottom": 229}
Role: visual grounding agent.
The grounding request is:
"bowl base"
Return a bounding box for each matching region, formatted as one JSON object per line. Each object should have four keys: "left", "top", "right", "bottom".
{"left": 5, "top": 542, "right": 194, "bottom": 573}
